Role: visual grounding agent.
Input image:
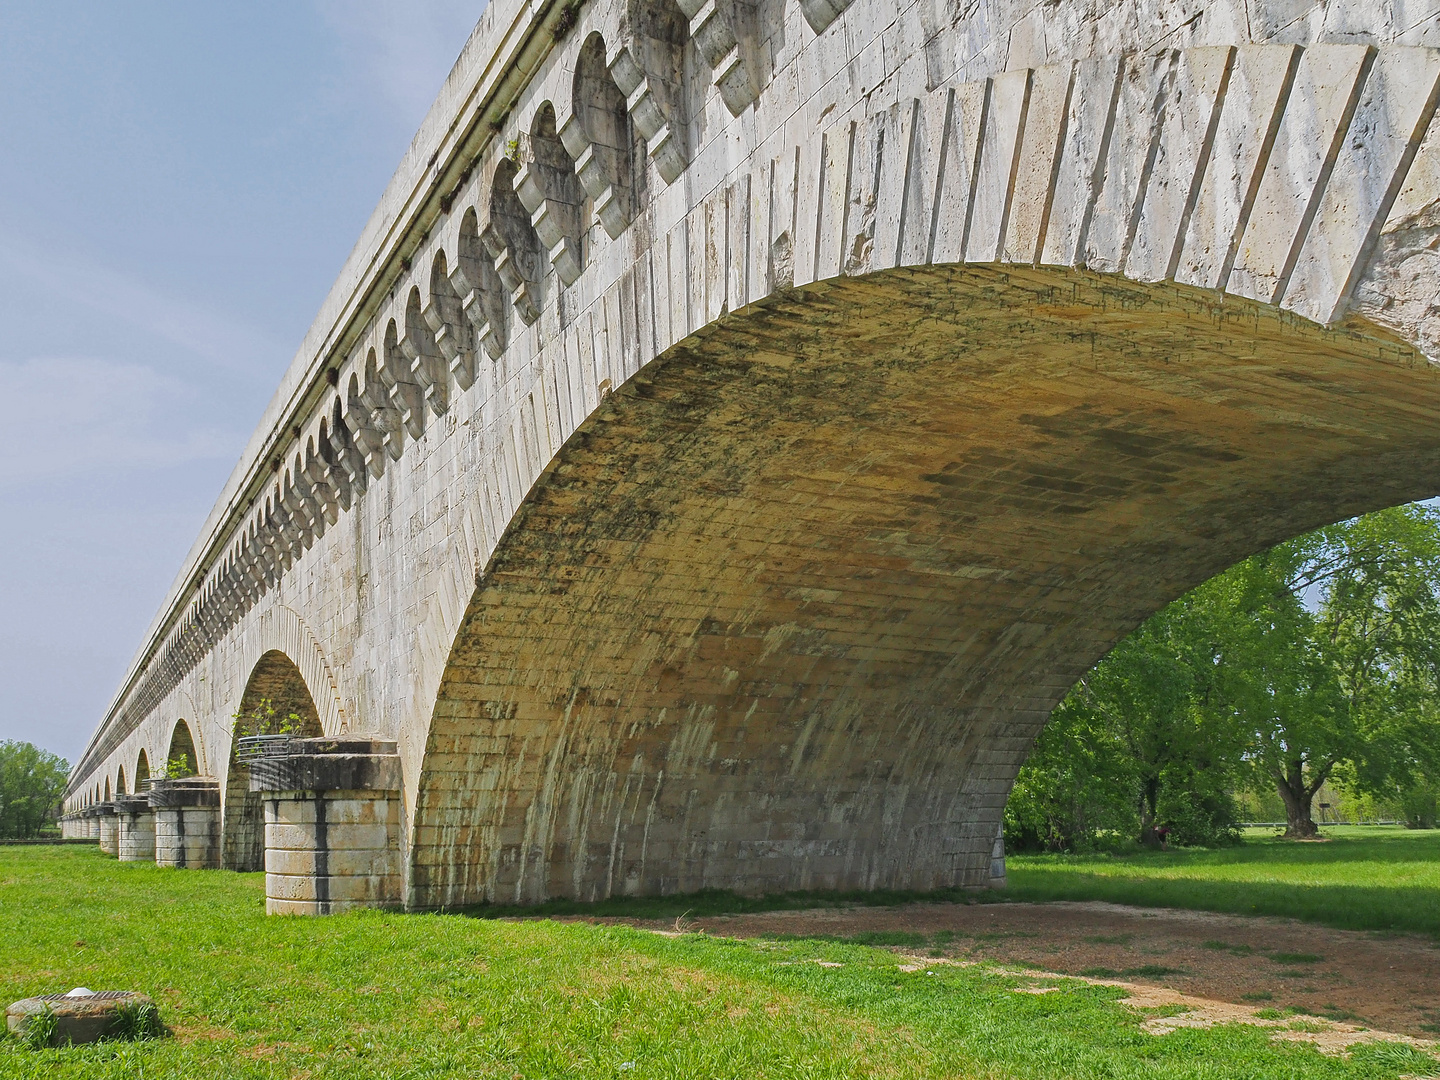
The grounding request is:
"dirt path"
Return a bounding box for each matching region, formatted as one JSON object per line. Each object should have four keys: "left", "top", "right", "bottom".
{"left": 572, "top": 900, "right": 1440, "bottom": 1040}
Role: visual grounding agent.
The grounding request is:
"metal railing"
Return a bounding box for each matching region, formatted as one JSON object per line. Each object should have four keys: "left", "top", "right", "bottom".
{"left": 234, "top": 734, "right": 298, "bottom": 763}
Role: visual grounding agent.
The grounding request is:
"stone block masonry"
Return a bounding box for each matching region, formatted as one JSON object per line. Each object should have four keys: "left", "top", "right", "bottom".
{"left": 96, "top": 805, "right": 117, "bottom": 857}
{"left": 150, "top": 779, "right": 221, "bottom": 870}
{"left": 250, "top": 738, "right": 403, "bottom": 915}
{"left": 115, "top": 795, "right": 156, "bottom": 863}
{"left": 62, "top": 0, "right": 1440, "bottom": 911}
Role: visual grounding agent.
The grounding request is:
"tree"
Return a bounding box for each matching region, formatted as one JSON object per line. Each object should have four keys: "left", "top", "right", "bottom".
{"left": 1006, "top": 597, "right": 1242, "bottom": 851}
{"left": 1199, "top": 504, "right": 1440, "bottom": 837}
{"left": 1317, "top": 506, "right": 1440, "bottom": 829}
{"left": 1008, "top": 502, "right": 1440, "bottom": 846}
{"left": 0, "top": 741, "right": 70, "bottom": 839}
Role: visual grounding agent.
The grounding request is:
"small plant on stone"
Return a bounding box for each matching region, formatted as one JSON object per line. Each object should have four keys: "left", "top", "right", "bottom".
{"left": 155, "top": 752, "right": 194, "bottom": 781}
{"left": 108, "top": 1000, "right": 163, "bottom": 1042}
{"left": 232, "top": 699, "right": 306, "bottom": 739}
{"left": 16, "top": 1004, "right": 58, "bottom": 1050}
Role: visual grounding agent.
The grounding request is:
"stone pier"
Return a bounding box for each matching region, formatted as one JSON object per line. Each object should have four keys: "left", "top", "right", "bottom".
{"left": 149, "top": 778, "right": 221, "bottom": 869}
{"left": 85, "top": 809, "right": 99, "bottom": 842}
{"left": 249, "top": 738, "right": 403, "bottom": 915}
{"left": 96, "top": 804, "right": 118, "bottom": 856}
{"left": 115, "top": 794, "right": 156, "bottom": 863}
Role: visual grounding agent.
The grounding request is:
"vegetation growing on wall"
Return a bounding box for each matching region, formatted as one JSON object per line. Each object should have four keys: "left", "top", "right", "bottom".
{"left": 231, "top": 697, "right": 308, "bottom": 740}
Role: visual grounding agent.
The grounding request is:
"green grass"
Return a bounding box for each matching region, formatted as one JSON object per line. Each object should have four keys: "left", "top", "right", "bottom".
{"left": 1003, "top": 826, "right": 1440, "bottom": 937}
{"left": 2, "top": 848, "right": 1433, "bottom": 1079}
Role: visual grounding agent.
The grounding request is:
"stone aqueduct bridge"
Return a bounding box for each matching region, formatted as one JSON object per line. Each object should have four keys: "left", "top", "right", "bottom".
{"left": 65, "top": 0, "right": 1440, "bottom": 910}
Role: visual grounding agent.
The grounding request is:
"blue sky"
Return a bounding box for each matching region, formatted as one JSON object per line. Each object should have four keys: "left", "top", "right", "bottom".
{"left": 0, "top": 2, "right": 483, "bottom": 763}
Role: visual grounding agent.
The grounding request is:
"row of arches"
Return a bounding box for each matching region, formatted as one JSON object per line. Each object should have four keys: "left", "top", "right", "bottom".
{"left": 83, "top": 0, "right": 848, "bottom": 766}
{"left": 71, "top": 651, "right": 325, "bottom": 836}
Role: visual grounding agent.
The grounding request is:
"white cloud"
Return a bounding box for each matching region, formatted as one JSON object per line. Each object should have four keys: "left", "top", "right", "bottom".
{"left": 0, "top": 356, "right": 237, "bottom": 487}
{"left": 315, "top": 0, "right": 484, "bottom": 122}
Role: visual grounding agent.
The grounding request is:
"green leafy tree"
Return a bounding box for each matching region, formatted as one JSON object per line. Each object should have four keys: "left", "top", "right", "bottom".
{"left": 1213, "top": 505, "right": 1440, "bottom": 836}
{"left": 1010, "top": 502, "right": 1440, "bottom": 846}
{"left": 1316, "top": 506, "right": 1440, "bottom": 829}
{"left": 1007, "top": 599, "right": 1241, "bottom": 850}
{"left": 0, "top": 741, "right": 70, "bottom": 838}
{"left": 1005, "top": 691, "right": 1136, "bottom": 851}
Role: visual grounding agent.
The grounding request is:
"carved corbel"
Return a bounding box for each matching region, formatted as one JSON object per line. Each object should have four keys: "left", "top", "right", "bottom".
{"left": 279, "top": 476, "right": 313, "bottom": 552}
{"left": 423, "top": 254, "right": 476, "bottom": 389}
{"left": 381, "top": 321, "right": 426, "bottom": 438}
{"left": 401, "top": 289, "right": 449, "bottom": 416}
{"left": 561, "top": 37, "right": 636, "bottom": 239}
{"left": 514, "top": 107, "right": 586, "bottom": 285}
{"left": 286, "top": 457, "right": 326, "bottom": 542}
{"left": 344, "top": 368, "right": 394, "bottom": 478}
{"left": 256, "top": 512, "right": 287, "bottom": 580}
{"left": 675, "top": 0, "right": 759, "bottom": 115}
{"left": 454, "top": 210, "right": 509, "bottom": 361}
{"left": 316, "top": 422, "right": 351, "bottom": 512}
{"left": 798, "top": 0, "right": 852, "bottom": 34}
{"left": 325, "top": 407, "right": 368, "bottom": 509}
{"left": 483, "top": 161, "right": 545, "bottom": 325}
{"left": 609, "top": 0, "right": 689, "bottom": 183}
{"left": 302, "top": 443, "right": 339, "bottom": 526}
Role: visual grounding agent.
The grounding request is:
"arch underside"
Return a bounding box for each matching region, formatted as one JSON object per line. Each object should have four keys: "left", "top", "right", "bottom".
{"left": 404, "top": 264, "right": 1440, "bottom": 908}
{"left": 222, "top": 650, "right": 323, "bottom": 871}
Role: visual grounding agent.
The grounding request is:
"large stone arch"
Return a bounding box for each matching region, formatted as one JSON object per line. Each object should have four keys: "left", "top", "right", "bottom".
{"left": 134, "top": 749, "right": 150, "bottom": 790}
{"left": 230, "top": 605, "right": 350, "bottom": 737}
{"left": 221, "top": 649, "right": 326, "bottom": 872}
{"left": 60, "top": 5, "right": 1440, "bottom": 903}
{"left": 407, "top": 266, "right": 1440, "bottom": 909}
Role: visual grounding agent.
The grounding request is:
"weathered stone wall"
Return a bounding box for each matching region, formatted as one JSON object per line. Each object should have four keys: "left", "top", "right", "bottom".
{"left": 65, "top": 0, "right": 1440, "bottom": 907}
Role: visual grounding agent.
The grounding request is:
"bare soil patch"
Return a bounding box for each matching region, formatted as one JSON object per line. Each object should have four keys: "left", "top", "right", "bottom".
{"left": 569, "top": 900, "right": 1440, "bottom": 1040}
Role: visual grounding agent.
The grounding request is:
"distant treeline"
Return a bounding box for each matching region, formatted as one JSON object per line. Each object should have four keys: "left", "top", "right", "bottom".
{"left": 1007, "top": 503, "right": 1440, "bottom": 853}
{"left": 0, "top": 741, "right": 69, "bottom": 839}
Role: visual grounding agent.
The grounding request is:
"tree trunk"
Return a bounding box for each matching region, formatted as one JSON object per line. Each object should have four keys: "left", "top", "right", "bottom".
{"left": 1274, "top": 760, "right": 1319, "bottom": 838}
{"left": 1138, "top": 774, "right": 1161, "bottom": 846}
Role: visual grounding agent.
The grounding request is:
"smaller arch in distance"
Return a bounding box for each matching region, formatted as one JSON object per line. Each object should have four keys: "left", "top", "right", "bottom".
{"left": 167, "top": 719, "right": 200, "bottom": 777}
{"left": 135, "top": 749, "right": 151, "bottom": 789}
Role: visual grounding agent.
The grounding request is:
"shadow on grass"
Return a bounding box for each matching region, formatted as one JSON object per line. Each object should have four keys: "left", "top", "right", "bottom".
{"left": 447, "top": 832, "right": 1440, "bottom": 939}
{"left": 450, "top": 885, "right": 989, "bottom": 923}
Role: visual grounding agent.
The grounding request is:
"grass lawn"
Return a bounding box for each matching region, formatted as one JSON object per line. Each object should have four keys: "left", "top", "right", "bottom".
{"left": 3, "top": 848, "right": 1438, "bottom": 1078}
{"left": 1003, "top": 826, "right": 1440, "bottom": 937}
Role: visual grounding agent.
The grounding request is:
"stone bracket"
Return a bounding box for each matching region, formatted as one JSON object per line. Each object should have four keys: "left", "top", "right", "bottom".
{"left": 798, "top": 0, "right": 852, "bottom": 34}
{"left": 676, "top": 0, "right": 760, "bottom": 116}
{"left": 514, "top": 132, "right": 587, "bottom": 286}
{"left": 607, "top": 15, "right": 688, "bottom": 185}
